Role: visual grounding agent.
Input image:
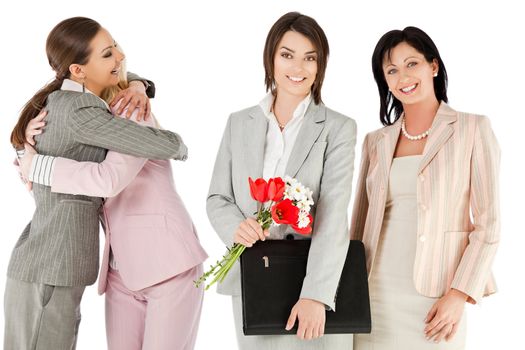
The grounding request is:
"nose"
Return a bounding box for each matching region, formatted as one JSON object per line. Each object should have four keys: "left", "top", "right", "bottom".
{"left": 400, "top": 70, "right": 410, "bottom": 83}
{"left": 115, "top": 49, "right": 125, "bottom": 62}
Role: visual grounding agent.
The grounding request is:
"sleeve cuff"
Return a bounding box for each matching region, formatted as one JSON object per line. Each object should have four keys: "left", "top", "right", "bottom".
{"left": 28, "top": 154, "right": 56, "bottom": 186}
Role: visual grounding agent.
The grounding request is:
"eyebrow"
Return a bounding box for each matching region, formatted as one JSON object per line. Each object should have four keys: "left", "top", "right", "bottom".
{"left": 384, "top": 55, "right": 421, "bottom": 67}
{"left": 280, "top": 46, "right": 317, "bottom": 55}
{"left": 404, "top": 56, "right": 420, "bottom": 62}
{"left": 100, "top": 42, "right": 116, "bottom": 54}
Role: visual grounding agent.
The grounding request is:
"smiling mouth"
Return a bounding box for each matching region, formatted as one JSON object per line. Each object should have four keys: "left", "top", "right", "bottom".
{"left": 400, "top": 83, "right": 418, "bottom": 94}
{"left": 111, "top": 67, "right": 121, "bottom": 75}
{"left": 287, "top": 75, "right": 306, "bottom": 83}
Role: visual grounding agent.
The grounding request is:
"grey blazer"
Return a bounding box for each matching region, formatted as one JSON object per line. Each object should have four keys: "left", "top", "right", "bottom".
{"left": 207, "top": 102, "right": 356, "bottom": 310}
{"left": 8, "top": 85, "right": 187, "bottom": 287}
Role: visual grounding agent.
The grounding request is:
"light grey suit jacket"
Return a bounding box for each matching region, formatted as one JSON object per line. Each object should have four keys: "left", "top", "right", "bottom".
{"left": 8, "top": 85, "right": 187, "bottom": 287}
{"left": 207, "top": 102, "right": 357, "bottom": 310}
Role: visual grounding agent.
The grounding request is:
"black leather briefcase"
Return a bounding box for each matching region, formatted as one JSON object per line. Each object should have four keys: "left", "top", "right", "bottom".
{"left": 240, "top": 239, "right": 371, "bottom": 335}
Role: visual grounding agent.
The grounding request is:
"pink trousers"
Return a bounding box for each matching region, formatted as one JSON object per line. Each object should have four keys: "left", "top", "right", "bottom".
{"left": 105, "top": 264, "right": 203, "bottom": 350}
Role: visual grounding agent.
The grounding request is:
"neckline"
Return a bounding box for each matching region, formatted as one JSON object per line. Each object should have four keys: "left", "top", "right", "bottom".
{"left": 393, "top": 154, "right": 423, "bottom": 160}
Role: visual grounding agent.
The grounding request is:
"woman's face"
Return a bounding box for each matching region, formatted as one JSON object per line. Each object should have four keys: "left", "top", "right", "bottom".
{"left": 382, "top": 41, "right": 438, "bottom": 106}
{"left": 273, "top": 30, "right": 318, "bottom": 99}
{"left": 81, "top": 28, "right": 125, "bottom": 96}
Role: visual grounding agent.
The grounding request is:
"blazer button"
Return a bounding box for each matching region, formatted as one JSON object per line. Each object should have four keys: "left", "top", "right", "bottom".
{"left": 419, "top": 235, "right": 427, "bottom": 242}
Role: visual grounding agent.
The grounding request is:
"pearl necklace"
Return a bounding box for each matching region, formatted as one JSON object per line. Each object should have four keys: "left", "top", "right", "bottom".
{"left": 401, "top": 117, "right": 431, "bottom": 141}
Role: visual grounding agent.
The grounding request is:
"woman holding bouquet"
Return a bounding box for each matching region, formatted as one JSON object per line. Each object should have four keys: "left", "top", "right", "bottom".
{"left": 207, "top": 11, "right": 357, "bottom": 349}
{"left": 350, "top": 27, "right": 500, "bottom": 349}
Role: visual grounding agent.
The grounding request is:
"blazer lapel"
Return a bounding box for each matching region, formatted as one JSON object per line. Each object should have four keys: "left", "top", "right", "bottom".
{"left": 418, "top": 102, "right": 457, "bottom": 173}
{"left": 284, "top": 103, "right": 325, "bottom": 178}
{"left": 244, "top": 106, "right": 269, "bottom": 180}
{"left": 377, "top": 119, "right": 402, "bottom": 186}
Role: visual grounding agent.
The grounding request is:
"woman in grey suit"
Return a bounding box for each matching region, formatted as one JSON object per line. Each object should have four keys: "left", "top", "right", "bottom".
{"left": 5, "top": 17, "right": 187, "bottom": 350}
{"left": 207, "top": 12, "right": 357, "bottom": 349}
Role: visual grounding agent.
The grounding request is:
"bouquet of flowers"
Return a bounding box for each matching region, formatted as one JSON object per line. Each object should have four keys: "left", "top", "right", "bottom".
{"left": 195, "top": 176, "right": 314, "bottom": 290}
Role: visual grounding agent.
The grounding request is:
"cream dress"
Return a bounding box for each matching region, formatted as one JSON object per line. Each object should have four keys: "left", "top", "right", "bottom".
{"left": 354, "top": 156, "right": 467, "bottom": 350}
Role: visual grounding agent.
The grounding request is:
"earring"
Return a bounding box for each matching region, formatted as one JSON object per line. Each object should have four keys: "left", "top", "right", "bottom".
{"left": 81, "top": 77, "right": 86, "bottom": 93}
{"left": 433, "top": 72, "right": 438, "bottom": 77}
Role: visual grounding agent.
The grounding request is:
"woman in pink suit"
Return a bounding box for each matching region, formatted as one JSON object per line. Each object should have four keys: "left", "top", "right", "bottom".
{"left": 351, "top": 27, "right": 500, "bottom": 349}
{"left": 20, "top": 59, "right": 208, "bottom": 350}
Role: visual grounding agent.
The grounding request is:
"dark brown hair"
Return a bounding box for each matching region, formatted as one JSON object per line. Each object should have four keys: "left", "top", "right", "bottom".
{"left": 371, "top": 26, "right": 448, "bottom": 126}
{"left": 11, "top": 17, "right": 101, "bottom": 148}
{"left": 263, "top": 12, "right": 329, "bottom": 105}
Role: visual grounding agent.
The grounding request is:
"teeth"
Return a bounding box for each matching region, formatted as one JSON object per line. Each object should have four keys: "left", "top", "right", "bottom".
{"left": 401, "top": 84, "right": 417, "bottom": 93}
{"left": 288, "top": 76, "right": 304, "bottom": 82}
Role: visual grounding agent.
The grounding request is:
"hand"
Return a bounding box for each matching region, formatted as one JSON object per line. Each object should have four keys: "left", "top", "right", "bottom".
{"left": 110, "top": 81, "right": 150, "bottom": 121}
{"left": 233, "top": 217, "right": 269, "bottom": 247}
{"left": 424, "top": 289, "right": 468, "bottom": 343}
{"left": 26, "top": 110, "right": 47, "bottom": 146}
{"left": 286, "top": 298, "right": 326, "bottom": 340}
{"left": 14, "top": 157, "right": 32, "bottom": 191}
{"left": 19, "top": 143, "right": 38, "bottom": 180}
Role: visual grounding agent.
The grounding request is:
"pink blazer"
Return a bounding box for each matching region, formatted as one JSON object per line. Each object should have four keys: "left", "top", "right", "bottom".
{"left": 350, "top": 102, "right": 500, "bottom": 304}
{"left": 48, "top": 113, "right": 208, "bottom": 293}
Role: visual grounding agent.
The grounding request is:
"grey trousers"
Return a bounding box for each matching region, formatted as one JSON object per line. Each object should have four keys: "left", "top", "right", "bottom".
{"left": 3, "top": 278, "right": 85, "bottom": 350}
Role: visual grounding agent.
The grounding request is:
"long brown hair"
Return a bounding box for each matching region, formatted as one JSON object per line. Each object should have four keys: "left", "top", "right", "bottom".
{"left": 10, "top": 17, "right": 101, "bottom": 148}
{"left": 263, "top": 12, "right": 329, "bottom": 105}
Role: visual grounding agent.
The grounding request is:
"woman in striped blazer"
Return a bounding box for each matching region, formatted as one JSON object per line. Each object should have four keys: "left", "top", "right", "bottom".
{"left": 351, "top": 27, "right": 500, "bottom": 349}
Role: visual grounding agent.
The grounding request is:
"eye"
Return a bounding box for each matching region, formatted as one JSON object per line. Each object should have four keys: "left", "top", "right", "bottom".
{"left": 305, "top": 56, "right": 317, "bottom": 61}
{"left": 407, "top": 61, "right": 418, "bottom": 68}
{"left": 103, "top": 51, "right": 112, "bottom": 58}
{"left": 280, "top": 52, "right": 293, "bottom": 59}
{"left": 387, "top": 68, "right": 397, "bottom": 75}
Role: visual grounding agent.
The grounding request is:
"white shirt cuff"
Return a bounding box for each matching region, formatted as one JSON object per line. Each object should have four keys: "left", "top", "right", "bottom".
{"left": 28, "top": 154, "right": 56, "bottom": 187}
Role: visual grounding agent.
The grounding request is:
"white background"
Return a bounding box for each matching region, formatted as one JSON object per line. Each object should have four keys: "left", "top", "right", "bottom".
{"left": 0, "top": 0, "right": 523, "bottom": 349}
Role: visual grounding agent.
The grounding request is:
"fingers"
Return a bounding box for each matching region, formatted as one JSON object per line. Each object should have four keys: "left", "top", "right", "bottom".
{"left": 318, "top": 321, "right": 325, "bottom": 337}
{"left": 115, "top": 92, "right": 131, "bottom": 115}
{"left": 134, "top": 98, "right": 147, "bottom": 121}
{"left": 25, "top": 113, "right": 47, "bottom": 145}
{"left": 296, "top": 318, "right": 307, "bottom": 340}
{"left": 285, "top": 306, "right": 298, "bottom": 331}
{"left": 233, "top": 229, "right": 254, "bottom": 247}
{"left": 34, "top": 110, "right": 47, "bottom": 122}
{"left": 246, "top": 217, "right": 266, "bottom": 241}
{"left": 434, "top": 323, "right": 452, "bottom": 343}
{"left": 110, "top": 90, "right": 124, "bottom": 108}
{"left": 425, "top": 303, "right": 438, "bottom": 323}
{"left": 425, "top": 318, "right": 445, "bottom": 341}
{"left": 445, "top": 323, "right": 458, "bottom": 342}
{"left": 125, "top": 96, "right": 140, "bottom": 119}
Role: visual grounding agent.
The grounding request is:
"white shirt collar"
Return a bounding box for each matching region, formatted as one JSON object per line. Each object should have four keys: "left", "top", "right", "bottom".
{"left": 61, "top": 79, "right": 109, "bottom": 108}
{"left": 258, "top": 92, "right": 312, "bottom": 122}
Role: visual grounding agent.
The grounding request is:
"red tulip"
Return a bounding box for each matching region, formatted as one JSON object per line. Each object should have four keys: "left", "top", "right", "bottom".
{"left": 271, "top": 199, "right": 299, "bottom": 225}
{"left": 249, "top": 177, "right": 269, "bottom": 203}
{"left": 292, "top": 214, "right": 313, "bottom": 235}
{"left": 267, "top": 177, "right": 286, "bottom": 202}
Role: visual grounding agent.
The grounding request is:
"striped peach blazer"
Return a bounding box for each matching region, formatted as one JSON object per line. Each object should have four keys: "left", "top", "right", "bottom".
{"left": 350, "top": 102, "right": 500, "bottom": 303}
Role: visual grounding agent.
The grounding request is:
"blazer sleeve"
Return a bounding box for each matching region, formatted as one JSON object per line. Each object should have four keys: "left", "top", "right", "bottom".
{"left": 451, "top": 116, "right": 501, "bottom": 303}
{"left": 38, "top": 110, "right": 155, "bottom": 197}
{"left": 50, "top": 152, "right": 146, "bottom": 197}
{"left": 349, "top": 133, "right": 371, "bottom": 241}
{"left": 127, "top": 71, "right": 155, "bottom": 98}
{"left": 206, "top": 115, "right": 246, "bottom": 246}
{"left": 299, "top": 118, "right": 357, "bottom": 311}
{"left": 68, "top": 93, "right": 187, "bottom": 160}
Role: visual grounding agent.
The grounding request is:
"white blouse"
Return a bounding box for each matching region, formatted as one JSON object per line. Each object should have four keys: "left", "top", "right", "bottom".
{"left": 259, "top": 92, "right": 312, "bottom": 180}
